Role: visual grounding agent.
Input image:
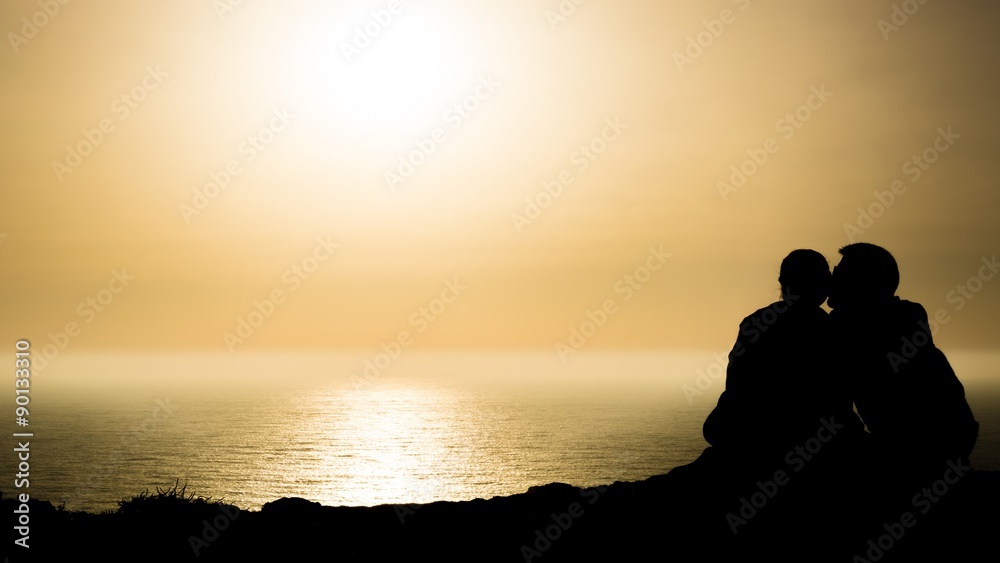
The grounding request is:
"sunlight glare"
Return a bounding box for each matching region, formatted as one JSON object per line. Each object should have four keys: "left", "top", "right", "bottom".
{"left": 290, "top": 10, "right": 466, "bottom": 136}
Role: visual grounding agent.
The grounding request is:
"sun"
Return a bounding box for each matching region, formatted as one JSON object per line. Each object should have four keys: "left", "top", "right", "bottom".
{"left": 280, "top": 7, "right": 470, "bottom": 137}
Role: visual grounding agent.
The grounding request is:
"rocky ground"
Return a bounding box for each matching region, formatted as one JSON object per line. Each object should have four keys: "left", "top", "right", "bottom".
{"left": 3, "top": 465, "right": 997, "bottom": 562}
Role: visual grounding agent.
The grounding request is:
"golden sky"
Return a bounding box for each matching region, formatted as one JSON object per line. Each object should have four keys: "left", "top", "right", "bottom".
{"left": 2, "top": 0, "right": 999, "bottom": 355}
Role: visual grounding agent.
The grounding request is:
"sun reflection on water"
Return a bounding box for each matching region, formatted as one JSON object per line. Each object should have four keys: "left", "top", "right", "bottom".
{"left": 301, "top": 382, "right": 464, "bottom": 506}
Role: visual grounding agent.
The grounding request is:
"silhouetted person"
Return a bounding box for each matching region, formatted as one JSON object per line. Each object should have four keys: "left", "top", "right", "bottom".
{"left": 828, "top": 243, "right": 979, "bottom": 482}
{"left": 703, "top": 249, "right": 865, "bottom": 467}
{"left": 674, "top": 250, "right": 868, "bottom": 559}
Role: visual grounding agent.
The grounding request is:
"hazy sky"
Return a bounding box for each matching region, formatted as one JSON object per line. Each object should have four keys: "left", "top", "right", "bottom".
{"left": 2, "top": 0, "right": 999, "bottom": 357}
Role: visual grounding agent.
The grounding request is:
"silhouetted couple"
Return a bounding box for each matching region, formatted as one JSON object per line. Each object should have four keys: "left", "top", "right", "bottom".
{"left": 679, "top": 243, "right": 979, "bottom": 557}
{"left": 703, "top": 243, "right": 977, "bottom": 480}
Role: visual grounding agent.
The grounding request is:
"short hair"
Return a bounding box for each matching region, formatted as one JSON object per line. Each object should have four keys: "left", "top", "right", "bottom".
{"left": 838, "top": 243, "right": 899, "bottom": 297}
{"left": 778, "top": 249, "right": 830, "bottom": 302}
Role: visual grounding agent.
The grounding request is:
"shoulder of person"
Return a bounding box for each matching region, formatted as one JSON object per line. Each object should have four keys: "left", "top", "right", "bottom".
{"left": 739, "top": 301, "right": 786, "bottom": 323}
{"left": 893, "top": 298, "right": 930, "bottom": 322}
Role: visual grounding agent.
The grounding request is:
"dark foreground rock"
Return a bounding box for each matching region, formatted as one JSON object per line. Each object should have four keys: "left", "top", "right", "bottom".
{"left": 3, "top": 467, "right": 998, "bottom": 562}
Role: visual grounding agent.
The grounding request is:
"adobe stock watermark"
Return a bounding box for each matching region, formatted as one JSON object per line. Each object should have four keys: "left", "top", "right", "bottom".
{"left": 394, "top": 480, "right": 444, "bottom": 525}
{"left": 7, "top": 0, "right": 71, "bottom": 54}
{"left": 717, "top": 84, "right": 832, "bottom": 201}
{"left": 33, "top": 268, "right": 135, "bottom": 373}
{"left": 223, "top": 236, "right": 339, "bottom": 352}
{"left": 189, "top": 503, "right": 242, "bottom": 557}
{"left": 341, "top": 0, "right": 410, "bottom": 64}
{"left": 851, "top": 458, "right": 970, "bottom": 563}
{"left": 51, "top": 65, "right": 168, "bottom": 183}
{"left": 351, "top": 278, "right": 466, "bottom": 389}
{"left": 520, "top": 485, "right": 607, "bottom": 562}
{"left": 672, "top": 0, "right": 752, "bottom": 72}
{"left": 511, "top": 117, "right": 628, "bottom": 233}
{"left": 65, "top": 397, "right": 176, "bottom": 508}
{"left": 555, "top": 246, "right": 670, "bottom": 362}
{"left": 544, "top": 0, "right": 589, "bottom": 30}
{"left": 179, "top": 106, "right": 294, "bottom": 223}
{"left": 681, "top": 295, "right": 800, "bottom": 403}
{"left": 726, "top": 417, "right": 846, "bottom": 534}
{"left": 212, "top": 0, "right": 247, "bottom": 22}
{"left": 385, "top": 75, "right": 501, "bottom": 192}
{"left": 843, "top": 126, "right": 959, "bottom": 242}
{"left": 877, "top": 0, "right": 930, "bottom": 41}
{"left": 887, "top": 253, "right": 997, "bottom": 372}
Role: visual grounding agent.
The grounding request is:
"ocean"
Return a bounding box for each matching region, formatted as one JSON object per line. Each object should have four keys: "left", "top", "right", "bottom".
{"left": 6, "top": 351, "right": 998, "bottom": 513}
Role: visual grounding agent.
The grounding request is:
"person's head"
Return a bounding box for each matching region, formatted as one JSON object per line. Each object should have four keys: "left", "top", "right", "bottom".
{"left": 828, "top": 243, "right": 899, "bottom": 309}
{"left": 778, "top": 249, "right": 831, "bottom": 308}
